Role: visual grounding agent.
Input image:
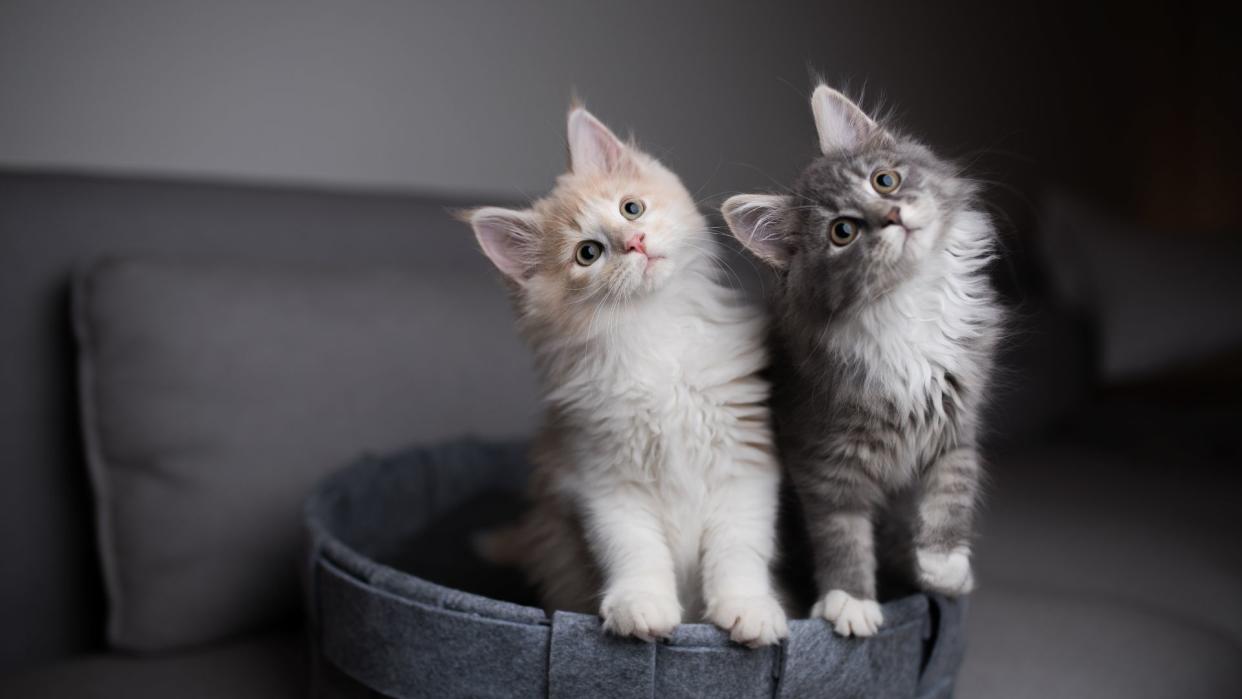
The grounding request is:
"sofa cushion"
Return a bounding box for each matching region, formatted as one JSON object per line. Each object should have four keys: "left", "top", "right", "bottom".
{"left": 974, "top": 441, "right": 1242, "bottom": 646}
{"left": 961, "top": 427, "right": 1242, "bottom": 698}
{"left": 958, "top": 585, "right": 1242, "bottom": 699}
{"left": 1038, "top": 192, "right": 1242, "bottom": 382}
{"left": 73, "top": 258, "right": 537, "bottom": 651}
{"left": 0, "top": 628, "right": 305, "bottom": 699}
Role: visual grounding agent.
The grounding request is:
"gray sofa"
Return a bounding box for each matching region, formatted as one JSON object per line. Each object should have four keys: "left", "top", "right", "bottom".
{"left": 1, "top": 170, "right": 1239, "bottom": 698}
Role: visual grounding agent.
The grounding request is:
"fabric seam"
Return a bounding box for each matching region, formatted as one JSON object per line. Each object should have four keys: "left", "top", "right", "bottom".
{"left": 71, "top": 265, "right": 126, "bottom": 647}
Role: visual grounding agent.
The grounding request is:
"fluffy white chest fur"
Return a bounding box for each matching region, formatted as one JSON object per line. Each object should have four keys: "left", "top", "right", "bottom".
{"left": 825, "top": 212, "right": 999, "bottom": 475}
{"left": 829, "top": 212, "right": 997, "bottom": 414}
{"left": 469, "top": 105, "right": 787, "bottom": 646}
{"left": 537, "top": 274, "right": 778, "bottom": 619}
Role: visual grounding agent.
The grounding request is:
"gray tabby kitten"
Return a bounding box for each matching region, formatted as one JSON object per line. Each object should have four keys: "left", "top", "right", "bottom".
{"left": 722, "top": 85, "right": 1002, "bottom": 637}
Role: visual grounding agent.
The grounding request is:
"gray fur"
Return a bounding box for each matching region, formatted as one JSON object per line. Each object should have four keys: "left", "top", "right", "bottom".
{"left": 724, "top": 88, "right": 1003, "bottom": 608}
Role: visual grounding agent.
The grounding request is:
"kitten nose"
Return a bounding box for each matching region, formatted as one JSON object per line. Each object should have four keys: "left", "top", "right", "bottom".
{"left": 884, "top": 207, "right": 903, "bottom": 226}
{"left": 625, "top": 233, "right": 647, "bottom": 255}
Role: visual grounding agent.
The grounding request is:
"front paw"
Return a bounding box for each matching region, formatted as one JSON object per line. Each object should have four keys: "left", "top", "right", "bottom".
{"left": 707, "top": 595, "right": 789, "bottom": 648}
{"left": 812, "top": 589, "right": 884, "bottom": 637}
{"left": 917, "top": 546, "right": 974, "bottom": 596}
{"left": 600, "top": 587, "right": 682, "bottom": 642}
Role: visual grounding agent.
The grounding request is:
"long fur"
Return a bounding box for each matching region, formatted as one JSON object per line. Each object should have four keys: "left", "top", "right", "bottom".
{"left": 723, "top": 85, "right": 1003, "bottom": 638}
{"left": 466, "top": 106, "right": 787, "bottom": 647}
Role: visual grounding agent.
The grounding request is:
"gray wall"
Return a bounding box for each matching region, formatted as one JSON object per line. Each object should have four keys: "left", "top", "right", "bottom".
{"left": 0, "top": 0, "right": 833, "bottom": 200}
{"left": 3, "top": 1, "right": 1231, "bottom": 221}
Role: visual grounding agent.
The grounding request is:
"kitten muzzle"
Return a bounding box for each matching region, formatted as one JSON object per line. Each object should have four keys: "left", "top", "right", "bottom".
{"left": 625, "top": 233, "right": 648, "bottom": 256}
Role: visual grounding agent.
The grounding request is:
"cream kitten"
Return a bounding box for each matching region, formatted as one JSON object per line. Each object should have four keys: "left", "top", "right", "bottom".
{"left": 466, "top": 105, "right": 786, "bottom": 647}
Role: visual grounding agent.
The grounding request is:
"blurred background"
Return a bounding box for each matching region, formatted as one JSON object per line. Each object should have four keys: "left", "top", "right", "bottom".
{"left": 1, "top": 1, "right": 1239, "bottom": 698}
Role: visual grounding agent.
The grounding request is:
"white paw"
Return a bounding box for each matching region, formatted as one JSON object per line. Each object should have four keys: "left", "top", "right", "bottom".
{"left": 707, "top": 595, "right": 789, "bottom": 648}
{"left": 600, "top": 587, "right": 682, "bottom": 642}
{"left": 917, "top": 546, "right": 974, "bottom": 596}
{"left": 812, "top": 589, "right": 884, "bottom": 637}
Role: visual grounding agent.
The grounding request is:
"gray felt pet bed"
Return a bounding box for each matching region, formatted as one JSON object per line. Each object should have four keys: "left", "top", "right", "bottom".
{"left": 302, "top": 439, "right": 967, "bottom": 698}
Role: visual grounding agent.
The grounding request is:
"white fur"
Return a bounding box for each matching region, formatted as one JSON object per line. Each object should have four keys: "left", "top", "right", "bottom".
{"left": 707, "top": 594, "right": 789, "bottom": 648}
{"left": 568, "top": 107, "right": 625, "bottom": 175}
{"left": 720, "top": 194, "right": 791, "bottom": 268}
{"left": 813, "top": 589, "right": 884, "bottom": 637}
{"left": 539, "top": 262, "right": 785, "bottom": 643}
{"left": 811, "top": 84, "right": 878, "bottom": 154}
{"left": 470, "top": 207, "right": 539, "bottom": 280}
{"left": 599, "top": 586, "right": 681, "bottom": 641}
{"left": 477, "top": 107, "right": 786, "bottom": 645}
{"left": 828, "top": 216, "right": 995, "bottom": 394}
{"left": 825, "top": 209, "right": 998, "bottom": 470}
{"left": 918, "top": 546, "right": 975, "bottom": 595}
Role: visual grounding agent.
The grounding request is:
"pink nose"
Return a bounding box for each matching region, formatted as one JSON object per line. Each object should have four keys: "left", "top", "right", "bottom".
{"left": 625, "top": 233, "right": 647, "bottom": 255}
{"left": 884, "top": 207, "right": 903, "bottom": 226}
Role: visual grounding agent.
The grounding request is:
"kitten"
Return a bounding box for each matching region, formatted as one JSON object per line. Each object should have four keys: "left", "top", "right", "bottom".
{"left": 466, "top": 105, "right": 787, "bottom": 647}
{"left": 722, "top": 85, "right": 1002, "bottom": 637}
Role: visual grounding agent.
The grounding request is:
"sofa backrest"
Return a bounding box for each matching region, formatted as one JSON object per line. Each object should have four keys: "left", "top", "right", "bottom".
{"left": 0, "top": 170, "right": 1092, "bottom": 673}
{"left": 0, "top": 170, "right": 536, "bottom": 671}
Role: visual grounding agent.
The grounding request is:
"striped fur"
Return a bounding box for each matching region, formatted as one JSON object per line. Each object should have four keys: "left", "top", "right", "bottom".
{"left": 723, "top": 85, "right": 1003, "bottom": 637}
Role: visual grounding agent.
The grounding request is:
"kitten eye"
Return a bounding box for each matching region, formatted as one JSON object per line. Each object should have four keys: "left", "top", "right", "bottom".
{"left": 574, "top": 240, "right": 604, "bottom": 266}
{"left": 871, "top": 169, "right": 901, "bottom": 194}
{"left": 620, "top": 198, "right": 645, "bottom": 220}
{"left": 828, "top": 218, "right": 862, "bottom": 246}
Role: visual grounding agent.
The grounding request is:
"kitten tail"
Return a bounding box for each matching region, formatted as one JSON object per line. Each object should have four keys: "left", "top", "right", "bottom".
{"left": 472, "top": 523, "right": 528, "bottom": 567}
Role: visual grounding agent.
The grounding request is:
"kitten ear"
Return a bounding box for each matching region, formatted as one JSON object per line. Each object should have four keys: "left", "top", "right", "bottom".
{"left": 811, "top": 84, "right": 880, "bottom": 154}
{"left": 467, "top": 206, "right": 539, "bottom": 282}
{"left": 567, "top": 107, "right": 628, "bottom": 175}
{"left": 722, "top": 194, "right": 793, "bottom": 268}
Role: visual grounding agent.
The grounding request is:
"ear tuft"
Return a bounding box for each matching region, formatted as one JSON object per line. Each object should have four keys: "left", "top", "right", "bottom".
{"left": 721, "top": 194, "right": 793, "bottom": 268}
{"left": 810, "top": 84, "right": 879, "bottom": 154}
{"left": 467, "top": 206, "right": 539, "bottom": 281}
{"left": 567, "top": 107, "right": 627, "bottom": 175}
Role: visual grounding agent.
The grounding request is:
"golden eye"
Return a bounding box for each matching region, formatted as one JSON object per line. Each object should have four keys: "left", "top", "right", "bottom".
{"left": 829, "top": 218, "right": 862, "bottom": 246}
{"left": 574, "top": 240, "right": 604, "bottom": 266}
{"left": 620, "top": 198, "right": 645, "bottom": 220}
{"left": 871, "top": 169, "right": 901, "bottom": 194}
